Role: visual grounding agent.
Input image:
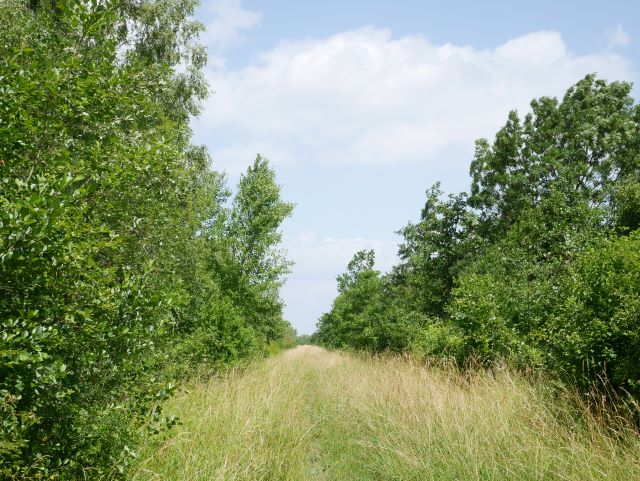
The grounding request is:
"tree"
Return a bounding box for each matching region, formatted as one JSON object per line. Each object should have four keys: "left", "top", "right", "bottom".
{"left": 316, "top": 75, "right": 640, "bottom": 401}
{"left": 212, "top": 155, "right": 294, "bottom": 342}
{"left": 0, "top": 2, "right": 294, "bottom": 478}
{"left": 316, "top": 250, "right": 415, "bottom": 352}
{"left": 395, "top": 184, "right": 479, "bottom": 318}
{"left": 469, "top": 75, "right": 638, "bottom": 238}
{"left": 316, "top": 250, "right": 381, "bottom": 350}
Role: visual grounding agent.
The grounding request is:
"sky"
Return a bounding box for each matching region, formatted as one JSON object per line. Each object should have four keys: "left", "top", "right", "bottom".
{"left": 191, "top": 0, "right": 640, "bottom": 334}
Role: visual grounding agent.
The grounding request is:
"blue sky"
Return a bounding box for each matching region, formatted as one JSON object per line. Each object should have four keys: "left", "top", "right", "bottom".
{"left": 191, "top": 0, "right": 639, "bottom": 334}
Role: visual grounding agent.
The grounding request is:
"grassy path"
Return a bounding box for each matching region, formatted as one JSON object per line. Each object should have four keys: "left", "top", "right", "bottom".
{"left": 132, "top": 346, "right": 640, "bottom": 481}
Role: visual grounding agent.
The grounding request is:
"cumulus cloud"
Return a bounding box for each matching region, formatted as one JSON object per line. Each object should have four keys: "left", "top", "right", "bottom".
{"left": 193, "top": 23, "right": 635, "bottom": 332}
{"left": 194, "top": 28, "right": 632, "bottom": 173}
{"left": 281, "top": 233, "right": 399, "bottom": 334}
{"left": 604, "top": 24, "right": 631, "bottom": 48}
{"left": 200, "top": 0, "right": 261, "bottom": 67}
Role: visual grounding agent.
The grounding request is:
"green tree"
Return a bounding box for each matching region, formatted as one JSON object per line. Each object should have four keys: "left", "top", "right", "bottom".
{"left": 395, "top": 184, "right": 479, "bottom": 318}
{"left": 316, "top": 250, "right": 415, "bottom": 352}
{"left": 469, "top": 75, "right": 638, "bottom": 238}
{"left": 316, "top": 250, "right": 381, "bottom": 349}
{"left": 0, "top": 1, "right": 294, "bottom": 478}
{"left": 317, "top": 74, "right": 640, "bottom": 402}
{"left": 213, "top": 155, "right": 294, "bottom": 342}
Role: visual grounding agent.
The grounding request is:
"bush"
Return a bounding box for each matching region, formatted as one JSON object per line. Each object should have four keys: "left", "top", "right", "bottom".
{"left": 549, "top": 230, "right": 640, "bottom": 395}
{"left": 317, "top": 75, "right": 640, "bottom": 404}
{"left": 409, "top": 322, "right": 465, "bottom": 361}
{"left": 0, "top": 3, "right": 293, "bottom": 478}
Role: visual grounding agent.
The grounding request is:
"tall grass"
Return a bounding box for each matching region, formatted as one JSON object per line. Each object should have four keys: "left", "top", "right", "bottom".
{"left": 132, "top": 346, "right": 640, "bottom": 481}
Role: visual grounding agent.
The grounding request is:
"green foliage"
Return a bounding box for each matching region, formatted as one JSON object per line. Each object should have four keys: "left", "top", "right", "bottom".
{"left": 409, "top": 322, "right": 464, "bottom": 361}
{"left": 469, "top": 75, "right": 638, "bottom": 238}
{"left": 217, "top": 155, "right": 295, "bottom": 342}
{"left": 395, "top": 184, "right": 479, "bottom": 318}
{"left": 549, "top": 231, "right": 640, "bottom": 396}
{"left": 296, "top": 334, "right": 314, "bottom": 345}
{"left": 0, "top": 1, "right": 293, "bottom": 478}
{"left": 316, "top": 250, "right": 380, "bottom": 350}
{"left": 614, "top": 177, "right": 640, "bottom": 232}
{"left": 278, "top": 323, "right": 299, "bottom": 350}
{"left": 448, "top": 193, "right": 607, "bottom": 365}
{"left": 316, "top": 74, "right": 640, "bottom": 403}
{"left": 316, "top": 250, "right": 418, "bottom": 352}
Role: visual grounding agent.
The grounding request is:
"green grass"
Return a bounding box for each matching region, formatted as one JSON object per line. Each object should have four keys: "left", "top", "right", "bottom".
{"left": 132, "top": 346, "right": 640, "bottom": 481}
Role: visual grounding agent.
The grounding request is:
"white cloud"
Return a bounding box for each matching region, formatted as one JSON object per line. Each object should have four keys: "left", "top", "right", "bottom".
{"left": 286, "top": 232, "right": 398, "bottom": 279}
{"left": 202, "top": 0, "right": 262, "bottom": 52}
{"left": 281, "top": 233, "right": 399, "bottom": 334}
{"left": 193, "top": 26, "right": 635, "bottom": 332}
{"left": 604, "top": 24, "right": 630, "bottom": 48}
{"left": 195, "top": 28, "right": 632, "bottom": 173}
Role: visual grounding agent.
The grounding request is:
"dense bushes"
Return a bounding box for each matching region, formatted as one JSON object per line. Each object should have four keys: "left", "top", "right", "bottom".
{"left": 550, "top": 232, "right": 640, "bottom": 394}
{"left": 316, "top": 75, "right": 640, "bottom": 399}
{"left": 0, "top": 1, "right": 293, "bottom": 479}
{"left": 315, "top": 250, "right": 418, "bottom": 352}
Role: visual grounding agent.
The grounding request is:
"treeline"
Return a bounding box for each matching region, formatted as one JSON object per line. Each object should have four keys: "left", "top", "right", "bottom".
{"left": 0, "top": 1, "right": 293, "bottom": 479}
{"left": 316, "top": 75, "right": 640, "bottom": 399}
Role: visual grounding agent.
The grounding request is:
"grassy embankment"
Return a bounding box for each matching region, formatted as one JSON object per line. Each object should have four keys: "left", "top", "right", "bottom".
{"left": 132, "top": 346, "right": 640, "bottom": 481}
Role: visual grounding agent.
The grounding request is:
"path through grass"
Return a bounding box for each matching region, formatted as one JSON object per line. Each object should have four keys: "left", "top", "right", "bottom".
{"left": 132, "top": 346, "right": 640, "bottom": 480}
